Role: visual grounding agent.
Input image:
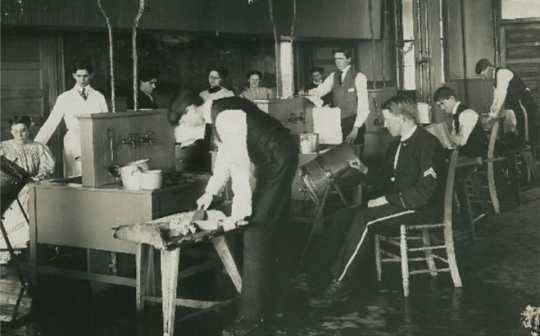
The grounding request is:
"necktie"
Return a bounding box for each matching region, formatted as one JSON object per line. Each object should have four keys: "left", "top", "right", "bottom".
{"left": 80, "top": 88, "right": 87, "bottom": 100}
{"left": 338, "top": 71, "right": 343, "bottom": 86}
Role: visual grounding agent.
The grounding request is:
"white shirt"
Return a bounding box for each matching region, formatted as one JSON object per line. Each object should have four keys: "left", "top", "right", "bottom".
{"left": 394, "top": 125, "right": 417, "bottom": 170}
{"left": 449, "top": 102, "right": 479, "bottom": 147}
{"left": 199, "top": 87, "right": 235, "bottom": 102}
{"left": 489, "top": 68, "right": 513, "bottom": 118}
{"left": 308, "top": 65, "right": 370, "bottom": 128}
{"left": 35, "top": 85, "right": 108, "bottom": 145}
{"left": 200, "top": 101, "right": 252, "bottom": 222}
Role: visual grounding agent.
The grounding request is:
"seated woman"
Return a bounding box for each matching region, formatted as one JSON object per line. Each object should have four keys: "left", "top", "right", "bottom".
{"left": 239, "top": 70, "right": 274, "bottom": 101}
{"left": 1, "top": 116, "right": 55, "bottom": 264}
{"left": 199, "top": 66, "right": 234, "bottom": 102}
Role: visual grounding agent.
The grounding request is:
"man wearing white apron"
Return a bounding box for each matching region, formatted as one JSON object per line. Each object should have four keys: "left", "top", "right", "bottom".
{"left": 35, "top": 60, "right": 109, "bottom": 177}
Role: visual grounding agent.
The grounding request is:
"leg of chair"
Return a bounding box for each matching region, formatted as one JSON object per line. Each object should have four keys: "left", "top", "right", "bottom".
{"left": 400, "top": 225, "right": 410, "bottom": 297}
{"left": 486, "top": 159, "right": 501, "bottom": 215}
{"left": 161, "top": 248, "right": 180, "bottom": 336}
{"left": 422, "top": 229, "right": 437, "bottom": 276}
{"left": 444, "top": 227, "right": 462, "bottom": 288}
{"left": 458, "top": 176, "right": 477, "bottom": 240}
{"left": 374, "top": 234, "right": 382, "bottom": 282}
{"left": 508, "top": 153, "right": 522, "bottom": 206}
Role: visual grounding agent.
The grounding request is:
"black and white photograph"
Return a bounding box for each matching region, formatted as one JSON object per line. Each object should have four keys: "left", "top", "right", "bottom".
{"left": 1, "top": 0, "right": 539, "bottom": 335}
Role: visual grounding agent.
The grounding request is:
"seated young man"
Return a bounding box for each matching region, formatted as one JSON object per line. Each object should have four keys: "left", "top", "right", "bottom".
{"left": 433, "top": 86, "right": 487, "bottom": 158}
{"left": 310, "top": 95, "right": 445, "bottom": 306}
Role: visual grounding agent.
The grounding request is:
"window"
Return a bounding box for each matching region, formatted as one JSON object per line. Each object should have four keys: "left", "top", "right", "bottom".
{"left": 501, "top": 0, "right": 540, "bottom": 20}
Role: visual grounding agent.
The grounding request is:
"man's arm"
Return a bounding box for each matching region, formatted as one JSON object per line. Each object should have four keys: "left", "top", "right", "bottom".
{"left": 490, "top": 68, "right": 513, "bottom": 118}
{"left": 34, "top": 95, "right": 65, "bottom": 144}
{"left": 98, "top": 92, "right": 109, "bottom": 113}
{"left": 450, "top": 109, "right": 478, "bottom": 146}
{"left": 212, "top": 110, "right": 252, "bottom": 222}
{"left": 385, "top": 139, "right": 442, "bottom": 209}
{"left": 308, "top": 73, "right": 334, "bottom": 97}
{"left": 353, "top": 72, "right": 370, "bottom": 128}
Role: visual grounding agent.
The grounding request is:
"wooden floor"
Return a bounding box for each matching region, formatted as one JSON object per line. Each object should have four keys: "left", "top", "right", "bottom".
{"left": 1, "top": 187, "right": 540, "bottom": 336}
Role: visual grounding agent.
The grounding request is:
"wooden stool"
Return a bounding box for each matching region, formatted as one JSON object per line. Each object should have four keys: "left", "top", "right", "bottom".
{"left": 375, "top": 150, "right": 462, "bottom": 297}
{"left": 135, "top": 230, "right": 242, "bottom": 336}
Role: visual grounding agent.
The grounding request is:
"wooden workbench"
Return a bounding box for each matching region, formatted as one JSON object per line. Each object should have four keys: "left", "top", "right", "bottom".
{"left": 27, "top": 175, "right": 208, "bottom": 286}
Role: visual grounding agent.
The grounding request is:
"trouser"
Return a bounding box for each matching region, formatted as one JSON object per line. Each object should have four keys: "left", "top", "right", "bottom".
{"left": 341, "top": 115, "right": 366, "bottom": 144}
{"left": 329, "top": 203, "right": 418, "bottom": 283}
{"left": 507, "top": 93, "right": 540, "bottom": 146}
{"left": 239, "top": 133, "right": 299, "bottom": 321}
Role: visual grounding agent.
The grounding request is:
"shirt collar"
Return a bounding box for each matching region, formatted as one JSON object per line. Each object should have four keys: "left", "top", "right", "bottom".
{"left": 340, "top": 65, "right": 351, "bottom": 76}
{"left": 451, "top": 101, "right": 461, "bottom": 115}
{"left": 74, "top": 84, "right": 92, "bottom": 92}
{"left": 400, "top": 125, "right": 417, "bottom": 142}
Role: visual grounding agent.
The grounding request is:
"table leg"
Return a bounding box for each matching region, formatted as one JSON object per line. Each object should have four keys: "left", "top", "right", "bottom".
{"left": 212, "top": 236, "right": 242, "bottom": 293}
{"left": 161, "top": 248, "right": 180, "bottom": 336}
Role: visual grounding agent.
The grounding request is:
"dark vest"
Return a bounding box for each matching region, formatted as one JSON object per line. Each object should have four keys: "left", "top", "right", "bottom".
{"left": 331, "top": 68, "right": 358, "bottom": 118}
{"left": 494, "top": 67, "right": 539, "bottom": 143}
{"left": 210, "top": 97, "right": 291, "bottom": 166}
{"left": 494, "top": 67, "right": 530, "bottom": 110}
{"left": 453, "top": 103, "right": 487, "bottom": 158}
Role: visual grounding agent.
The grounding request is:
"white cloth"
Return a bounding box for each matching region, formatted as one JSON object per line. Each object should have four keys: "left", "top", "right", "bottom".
{"left": 174, "top": 124, "right": 206, "bottom": 147}
{"left": 199, "top": 87, "right": 235, "bottom": 102}
{"left": 34, "top": 85, "right": 108, "bottom": 177}
{"left": 308, "top": 65, "right": 370, "bottom": 128}
{"left": 450, "top": 102, "right": 479, "bottom": 147}
{"left": 490, "top": 68, "right": 513, "bottom": 118}
{"left": 203, "top": 107, "right": 253, "bottom": 223}
{"left": 312, "top": 107, "right": 342, "bottom": 144}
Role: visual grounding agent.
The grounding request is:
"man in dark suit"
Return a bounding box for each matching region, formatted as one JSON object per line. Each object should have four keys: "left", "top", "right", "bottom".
{"left": 127, "top": 69, "right": 158, "bottom": 110}
{"left": 310, "top": 95, "right": 445, "bottom": 306}
{"left": 172, "top": 92, "right": 299, "bottom": 335}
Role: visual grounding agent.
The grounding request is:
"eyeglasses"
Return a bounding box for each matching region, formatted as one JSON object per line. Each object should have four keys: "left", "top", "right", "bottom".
{"left": 209, "top": 76, "right": 221, "bottom": 80}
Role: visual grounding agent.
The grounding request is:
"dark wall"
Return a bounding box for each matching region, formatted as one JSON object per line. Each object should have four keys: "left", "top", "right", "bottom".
{"left": 61, "top": 32, "right": 276, "bottom": 109}
{"left": 1, "top": 0, "right": 382, "bottom": 39}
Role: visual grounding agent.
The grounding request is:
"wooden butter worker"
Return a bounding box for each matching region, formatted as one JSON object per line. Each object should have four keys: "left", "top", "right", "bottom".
{"left": 171, "top": 93, "right": 299, "bottom": 336}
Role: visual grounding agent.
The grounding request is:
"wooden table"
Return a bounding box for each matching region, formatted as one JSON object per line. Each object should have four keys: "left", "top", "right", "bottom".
{"left": 134, "top": 226, "right": 242, "bottom": 336}
{"left": 27, "top": 175, "right": 207, "bottom": 286}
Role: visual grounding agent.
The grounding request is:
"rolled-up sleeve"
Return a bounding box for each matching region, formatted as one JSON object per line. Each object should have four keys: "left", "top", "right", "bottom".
{"left": 354, "top": 72, "right": 370, "bottom": 127}
{"left": 453, "top": 109, "right": 479, "bottom": 146}
{"left": 205, "top": 110, "right": 252, "bottom": 222}
{"left": 490, "top": 69, "right": 513, "bottom": 118}
{"left": 308, "top": 73, "right": 334, "bottom": 97}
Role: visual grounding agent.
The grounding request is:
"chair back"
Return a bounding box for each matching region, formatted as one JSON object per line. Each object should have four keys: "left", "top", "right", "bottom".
{"left": 442, "top": 149, "right": 460, "bottom": 227}
{"left": 487, "top": 118, "right": 502, "bottom": 160}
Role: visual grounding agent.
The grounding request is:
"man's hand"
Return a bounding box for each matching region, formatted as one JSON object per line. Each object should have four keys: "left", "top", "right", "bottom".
{"left": 348, "top": 158, "right": 368, "bottom": 175}
{"left": 344, "top": 127, "right": 359, "bottom": 144}
{"left": 196, "top": 192, "right": 214, "bottom": 210}
{"left": 368, "top": 196, "right": 388, "bottom": 208}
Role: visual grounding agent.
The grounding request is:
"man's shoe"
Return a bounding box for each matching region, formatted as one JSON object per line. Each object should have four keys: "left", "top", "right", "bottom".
{"left": 221, "top": 318, "right": 264, "bottom": 336}
{"left": 309, "top": 279, "right": 351, "bottom": 308}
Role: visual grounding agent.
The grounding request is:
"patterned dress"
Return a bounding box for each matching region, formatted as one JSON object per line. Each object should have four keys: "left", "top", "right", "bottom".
{"left": 0, "top": 139, "right": 55, "bottom": 263}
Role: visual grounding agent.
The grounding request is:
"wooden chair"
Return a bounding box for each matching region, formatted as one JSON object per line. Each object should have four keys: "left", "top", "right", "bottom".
{"left": 374, "top": 149, "right": 462, "bottom": 297}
